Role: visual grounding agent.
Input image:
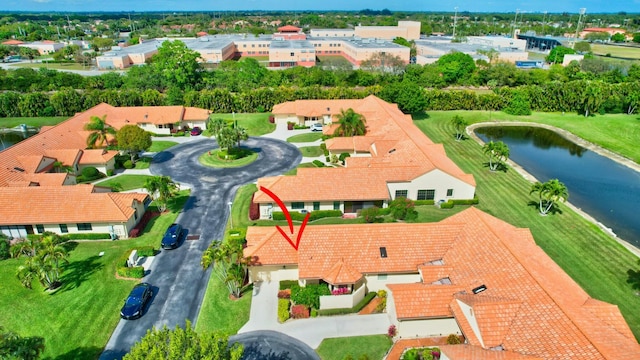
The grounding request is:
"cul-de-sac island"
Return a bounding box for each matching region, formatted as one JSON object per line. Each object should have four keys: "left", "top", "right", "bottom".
{"left": 1, "top": 4, "right": 640, "bottom": 360}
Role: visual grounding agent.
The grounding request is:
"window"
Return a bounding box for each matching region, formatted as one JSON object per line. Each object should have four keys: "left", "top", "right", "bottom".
{"left": 447, "top": 189, "right": 454, "bottom": 197}
{"left": 290, "top": 52, "right": 294, "bottom": 56}
{"left": 291, "top": 202, "right": 304, "bottom": 210}
{"left": 36, "top": 224, "right": 44, "bottom": 233}
{"left": 333, "top": 201, "right": 341, "bottom": 210}
{"left": 77, "top": 223, "right": 92, "bottom": 231}
{"left": 395, "top": 190, "right": 408, "bottom": 198}
{"left": 417, "top": 190, "right": 435, "bottom": 200}
{"left": 313, "top": 202, "right": 320, "bottom": 211}
{"left": 377, "top": 274, "right": 388, "bottom": 280}
{"left": 59, "top": 224, "right": 68, "bottom": 233}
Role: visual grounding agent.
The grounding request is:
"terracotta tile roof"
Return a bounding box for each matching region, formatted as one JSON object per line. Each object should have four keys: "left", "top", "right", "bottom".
{"left": 109, "top": 106, "right": 185, "bottom": 126}
{"left": 16, "top": 155, "right": 49, "bottom": 173}
{"left": 0, "top": 185, "right": 148, "bottom": 225}
{"left": 183, "top": 107, "right": 210, "bottom": 120}
{"left": 387, "top": 283, "right": 465, "bottom": 318}
{"left": 455, "top": 294, "right": 523, "bottom": 348}
{"left": 2, "top": 39, "right": 24, "bottom": 45}
{"left": 439, "top": 345, "right": 542, "bottom": 360}
{"left": 322, "top": 260, "right": 363, "bottom": 285}
{"left": 44, "top": 149, "right": 82, "bottom": 167}
{"left": 79, "top": 149, "right": 118, "bottom": 165}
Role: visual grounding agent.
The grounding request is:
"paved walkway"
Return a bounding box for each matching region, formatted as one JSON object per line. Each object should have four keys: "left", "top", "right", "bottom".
{"left": 239, "top": 275, "right": 391, "bottom": 349}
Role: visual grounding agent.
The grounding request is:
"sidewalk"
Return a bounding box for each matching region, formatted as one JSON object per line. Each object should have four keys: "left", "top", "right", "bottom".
{"left": 239, "top": 275, "right": 391, "bottom": 349}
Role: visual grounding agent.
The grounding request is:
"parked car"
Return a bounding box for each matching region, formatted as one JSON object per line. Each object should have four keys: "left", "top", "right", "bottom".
{"left": 161, "top": 223, "right": 183, "bottom": 250}
{"left": 310, "top": 123, "right": 323, "bottom": 132}
{"left": 120, "top": 283, "right": 152, "bottom": 320}
{"left": 190, "top": 127, "right": 202, "bottom": 136}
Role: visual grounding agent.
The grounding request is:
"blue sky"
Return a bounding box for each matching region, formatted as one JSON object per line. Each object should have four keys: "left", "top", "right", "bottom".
{"left": 0, "top": 0, "right": 637, "bottom": 13}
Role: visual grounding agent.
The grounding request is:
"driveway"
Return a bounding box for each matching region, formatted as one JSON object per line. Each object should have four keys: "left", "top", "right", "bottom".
{"left": 99, "top": 137, "right": 301, "bottom": 359}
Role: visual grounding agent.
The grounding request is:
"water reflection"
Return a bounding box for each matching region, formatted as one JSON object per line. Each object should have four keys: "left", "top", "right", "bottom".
{"left": 0, "top": 130, "right": 38, "bottom": 151}
{"left": 475, "top": 125, "right": 640, "bottom": 248}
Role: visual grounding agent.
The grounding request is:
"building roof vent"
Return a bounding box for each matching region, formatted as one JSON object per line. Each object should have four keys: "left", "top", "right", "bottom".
{"left": 472, "top": 284, "right": 487, "bottom": 294}
{"left": 379, "top": 247, "right": 388, "bottom": 258}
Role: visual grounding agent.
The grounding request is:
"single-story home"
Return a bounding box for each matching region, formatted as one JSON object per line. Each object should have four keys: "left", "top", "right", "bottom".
{"left": 254, "top": 96, "right": 475, "bottom": 218}
{"left": 244, "top": 207, "right": 640, "bottom": 359}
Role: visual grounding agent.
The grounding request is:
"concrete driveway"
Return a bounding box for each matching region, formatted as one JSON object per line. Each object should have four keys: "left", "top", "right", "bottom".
{"left": 99, "top": 137, "right": 301, "bottom": 360}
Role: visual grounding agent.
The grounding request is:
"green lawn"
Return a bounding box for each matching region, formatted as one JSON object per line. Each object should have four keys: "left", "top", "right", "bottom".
{"left": 198, "top": 149, "right": 258, "bottom": 168}
{"left": 284, "top": 162, "right": 319, "bottom": 175}
{"left": 148, "top": 140, "right": 178, "bottom": 152}
{"left": 298, "top": 146, "right": 324, "bottom": 157}
{"left": 287, "top": 132, "right": 323, "bottom": 143}
{"left": 0, "top": 116, "right": 67, "bottom": 128}
{"left": 0, "top": 192, "right": 188, "bottom": 360}
{"left": 591, "top": 44, "right": 640, "bottom": 60}
{"left": 210, "top": 113, "right": 275, "bottom": 136}
{"left": 316, "top": 335, "right": 393, "bottom": 360}
{"left": 95, "top": 174, "right": 152, "bottom": 191}
{"left": 413, "top": 114, "right": 640, "bottom": 340}
{"left": 10, "top": 62, "right": 89, "bottom": 71}
{"left": 195, "top": 277, "right": 252, "bottom": 334}
{"left": 134, "top": 157, "right": 152, "bottom": 170}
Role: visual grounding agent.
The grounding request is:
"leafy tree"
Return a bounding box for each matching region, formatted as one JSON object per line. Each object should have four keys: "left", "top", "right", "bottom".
{"left": 216, "top": 126, "right": 237, "bottom": 151}
{"left": 482, "top": 140, "right": 509, "bottom": 171}
{"left": 151, "top": 40, "right": 202, "bottom": 90}
{"left": 530, "top": 179, "right": 569, "bottom": 215}
{"left": 123, "top": 321, "right": 243, "bottom": 360}
{"left": 585, "top": 32, "right": 610, "bottom": 42}
{"left": 116, "top": 125, "right": 152, "bottom": 162}
{"left": 436, "top": 51, "right": 476, "bottom": 84}
{"left": 611, "top": 33, "right": 626, "bottom": 43}
{"left": 451, "top": 115, "right": 468, "bottom": 141}
{"left": 633, "top": 33, "right": 640, "bottom": 44}
{"left": 206, "top": 117, "right": 226, "bottom": 137}
{"left": 477, "top": 48, "right": 499, "bottom": 64}
{"left": 546, "top": 46, "right": 576, "bottom": 64}
{"left": 201, "top": 240, "right": 248, "bottom": 299}
{"left": 84, "top": 115, "right": 116, "bottom": 149}
{"left": 50, "top": 87, "right": 84, "bottom": 116}
{"left": 360, "top": 52, "right": 405, "bottom": 75}
{"left": 144, "top": 176, "right": 179, "bottom": 213}
{"left": 573, "top": 41, "right": 591, "bottom": 53}
{"left": 0, "top": 326, "right": 45, "bottom": 360}
{"left": 378, "top": 80, "right": 426, "bottom": 114}
{"left": 91, "top": 37, "right": 114, "bottom": 51}
{"left": 335, "top": 108, "right": 366, "bottom": 137}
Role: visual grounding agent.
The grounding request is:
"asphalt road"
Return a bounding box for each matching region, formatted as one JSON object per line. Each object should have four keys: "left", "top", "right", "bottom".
{"left": 230, "top": 331, "right": 320, "bottom": 360}
{"left": 99, "top": 137, "right": 302, "bottom": 360}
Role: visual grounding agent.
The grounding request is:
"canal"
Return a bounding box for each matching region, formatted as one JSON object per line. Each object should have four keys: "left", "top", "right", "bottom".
{"left": 475, "top": 125, "right": 640, "bottom": 248}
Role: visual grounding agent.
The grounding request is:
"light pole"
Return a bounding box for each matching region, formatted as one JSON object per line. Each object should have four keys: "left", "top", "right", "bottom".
{"left": 452, "top": 7, "right": 458, "bottom": 40}
{"left": 228, "top": 201, "right": 233, "bottom": 228}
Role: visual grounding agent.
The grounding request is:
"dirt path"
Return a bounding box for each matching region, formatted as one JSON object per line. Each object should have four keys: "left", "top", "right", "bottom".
{"left": 467, "top": 122, "right": 640, "bottom": 258}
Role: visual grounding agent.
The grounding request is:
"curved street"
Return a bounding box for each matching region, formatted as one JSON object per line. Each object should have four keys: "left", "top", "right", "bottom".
{"left": 99, "top": 137, "right": 301, "bottom": 360}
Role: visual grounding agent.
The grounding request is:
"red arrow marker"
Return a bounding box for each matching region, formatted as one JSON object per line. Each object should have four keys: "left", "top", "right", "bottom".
{"left": 259, "top": 186, "right": 309, "bottom": 251}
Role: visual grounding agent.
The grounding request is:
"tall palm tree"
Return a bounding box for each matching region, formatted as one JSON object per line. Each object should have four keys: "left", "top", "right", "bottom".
{"left": 335, "top": 108, "right": 366, "bottom": 137}
{"left": 39, "top": 234, "right": 68, "bottom": 285}
{"left": 232, "top": 121, "right": 248, "bottom": 149}
{"left": 482, "top": 141, "right": 510, "bottom": 171}
{"left": 84, "top": 115, "right": 116, "bottom": 149}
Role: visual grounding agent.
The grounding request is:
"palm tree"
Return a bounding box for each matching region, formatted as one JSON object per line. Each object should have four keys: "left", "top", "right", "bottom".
{"left": 206, "top": 117, "right": 226, "bottom": 137}
{"left": 216, "top": 126, "right": 236, "bottom": 151}
{"left": 52, "top": 161, "right": 73, "bottom": 174}
{"left": 10, "top": 237, "right": 41, "bottom": 258}
{"left": 482, "top": 141, "right": 510, "bottom": 171}
{"left": 451, "top": 115, "right": 468, "bottom": 141}
{"left": 39, "top": 234, "right": 68, "bottom": 286}
{"left": 201, "top": 242, "right": 247, "bottom": 298}
{"left": 530, "top": 179, "right": 569, "bottom": 215}
{"left": 84, "top": 115, "right": 116, "bottom": 149}
{"left": 232, "top": 121, "right": 249, "bottom": 149}
{"left": 145, "top": 176, "right": 179, "bottom": 213}
{"left": 16, "top": 258, "right": 40, "bottom": 290}
{"left": 335, "top": 108, "right": 366, "bottom": 137}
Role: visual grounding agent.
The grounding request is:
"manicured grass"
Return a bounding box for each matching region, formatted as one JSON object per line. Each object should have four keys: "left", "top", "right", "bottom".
{"left": 287, "top": 132, "right": 323, "bottom": 143}
{"left": 0, "top": 116, "right": 67, "bottom": 128}
{"left": 316, "top": 335, "right": 393, "bottom": 360}
{"left": 148, "top": 140, "right": 178, "bottom": 152}
{"left": 10, "top": 62, "right": 88, "bottom": 71}
{"left": 298, "top": 146, "right": 324, "bottom": 157}
{"left": 210, "top": 113, "right": 275, "bottom": 136}
{"left": 195, "top": 276, "right": 252, "bottom": 334}
{"left": 419, "top": 110, "right": 640, "bottom": 164}
{"left": 198, "top": 149, "right": 258, "bottom": 168}
{"left": 591, "top": 44, "right": 640, "bottom": 60}
{"left": 134, "top": 157, "right": 152, "bottom": 169}
{"left": 95, "top": 174, "right": 152, "bottom": 191}
{"left": 0, "top": 192, "right": 189, "bottom": 360}
{"left": 284, "top": 162, "right": 318, "bottom": 175}
{"left": 413, "top": 114, "right": 640, "bottom": 340}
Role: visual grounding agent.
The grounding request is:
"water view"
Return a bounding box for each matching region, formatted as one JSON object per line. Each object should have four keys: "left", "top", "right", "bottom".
{"left": 475, "top": 126, "right": 640, "bottom": 248}
{"left": 0, "top": 129, "right": 38, "bottom": 151}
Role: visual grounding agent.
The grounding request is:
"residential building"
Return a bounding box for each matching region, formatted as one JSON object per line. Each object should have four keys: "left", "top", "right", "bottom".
{"left": 253, "top": 96, "right": 475, "bottom": 217}
{"left": 244, "top": 207, "right": 640, "bottom": 359}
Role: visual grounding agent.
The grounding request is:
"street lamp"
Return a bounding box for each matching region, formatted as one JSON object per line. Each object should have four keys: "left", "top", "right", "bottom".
{"left": 227, "top": 201, "right": 233, "bottom": 228}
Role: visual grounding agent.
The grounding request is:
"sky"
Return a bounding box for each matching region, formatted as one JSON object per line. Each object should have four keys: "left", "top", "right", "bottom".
{"left": 0, "top": 0, "right": 638, "bottom": 13}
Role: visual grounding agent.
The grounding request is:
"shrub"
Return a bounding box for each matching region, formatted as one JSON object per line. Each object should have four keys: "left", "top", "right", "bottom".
{"left": 65, "top": 233, "right": 111, "bottom": 240}
{"left": 312, "top": 159, "right": 325, "bottom": 167}
{"left": 414, "top": 200, "right": 435, "bottom": 206}
{"left": 377, "top": 289, "right": 387, "bottom": 298}
{"left": 117, "top": 266, "right": 144, "bottom": 278}
{"left": 310, "top": 308, "right": 318, "bottom": 317}
{"left": 290, "top": 283, "right": 331, "bottom": 309}
{"left": 447, "top": 334, "right": 462, "bottom": 344}
{"left": 387, "top": 325, "right": 397, "bottom": 337}
{"left": 278, "top": 299, "right": 290, "bottom": 322}
{"left": 272, "top": 210, "right": 342, "bottom": 222}
{"left": 123, "top": 160, "right": 134, "bottom": 169}
{"left": 249, "top": 195, "right": 260, "bottom": 220}
{"left": 331, "top": 287, "right": 351, "bottom": 295}
{"left": 339, "top": 152, "right": 350, "bottom": 165}
{"left": 278, "top": 289, "right": 291, "bottom": 299}
{"left": 378, "top": 207, "right": 391, "bottom": 215}
{"left": 375, "top": 297, "right": 387, "bottom": 313}
{"left": 440, "top": 200, "right": 454, "bottom": 209}
{"left": 320, "top": 143, "right": 327, "bottom": 151}
{"left": 107, "top": 169, "right": 114, "bottom": 176}
{"left": 359, "top": 207, "right": 380, "bottom": 223}
{"left": 452, "top": 197, "right": 479, "bottom": 205}
{"left": 402, "top": 349, "right": 419, "bottom": 360}
{"left": 172, "top": 131, "right": 185, "bottom": 137}
{"left": 81, "top": 166, "right": 101, "bottom": 181}
{"left": 504, "top": 93, "right": 532, "bottom": 116}
{"left": 279, "top": 280, "right": 298, "bottom": 290}
{"left": 325, "top": 156, "right": 330, "bottom": 162}
{"left": 330, "top": 154, "right": 339, "bottom": 164}
{"left": 291, "top": 304, "right": 310, "bottom": 319}
{"left": 0, "top": 237, "right": 10, "bottom": 260}
{"left": 389, "top": 197, "right": 418, "bottom": 221}
{"left": 136, "top": 246, "right": 155, "bottom": 257}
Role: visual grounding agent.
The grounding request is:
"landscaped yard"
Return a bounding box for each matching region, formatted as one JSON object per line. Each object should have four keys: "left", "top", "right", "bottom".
{"left": 195, "top": 275, "right": 252, "bottom": 334}
{"left": 287, "top": 132, "right": 323, "bottom": 143}
{"left": 316, "top": 335, "right": 393, "bottom": 360}
{"left": 210, "top": 113, "right": 275, "bottom": 136}
{"left": 148, "top": 140, "right": 178, "bottom": 152}
{"left": 298, "top": 146, "right": 324, "bottom": 157}
{"left": 283, "top": 162, "right": 321, "bottom": 175}
{"left": 133, "top": 157, "right": 152, "bottom": 169}
{"left": 95, "top": 174, "right": 152, "bottom": 191}
{"left": 198, "top": 148, "right": 258, "bottom": 168}
{"left": 0, "top": 192, "right": 189, "bottom": 360}
{"left": 0, "top": 116, "right": 67, "bottom": 128}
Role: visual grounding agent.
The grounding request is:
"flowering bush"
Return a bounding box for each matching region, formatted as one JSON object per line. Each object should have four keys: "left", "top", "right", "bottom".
{"left": 291, "top": 304, "right": 310, "bottom": 319}
{"left": 389, "top": 197, "right": 418, "bottom": 221}
{"left": 387, "top": 324, "right": 397, "bottom": 337}
{"left": 331, "top": 287, "right": 351, "bottom": 295}
{"left": 277, "top": 289, "right": 291, "bottom": 299}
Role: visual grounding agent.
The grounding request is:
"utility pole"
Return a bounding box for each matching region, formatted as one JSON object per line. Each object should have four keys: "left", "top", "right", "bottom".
{"left": 542, "top": 11, "right": 547, "bottom": 35}
{"left": 571, "top": 8, "right": 587, "bottom": 49}
{"left": 452, "top": 7, "right": 458, "bottom": 40}
{"left": 512, "top": 9, "right": 519, "bottom": 38}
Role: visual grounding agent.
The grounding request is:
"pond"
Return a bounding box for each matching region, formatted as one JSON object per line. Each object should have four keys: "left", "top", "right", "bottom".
{"left": 0, "top": 129, "right": 38, "bottom": 151}
{"left": 475, "top": 126, "right": 640, "bottom": 248}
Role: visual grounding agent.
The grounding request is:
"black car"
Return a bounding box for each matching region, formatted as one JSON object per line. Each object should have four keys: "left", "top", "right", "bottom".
{"left": 120, "top": 283, "right": 152, "bottom": 320}
{"left": 161, "top": 223, "right": 183, "bottom": 249}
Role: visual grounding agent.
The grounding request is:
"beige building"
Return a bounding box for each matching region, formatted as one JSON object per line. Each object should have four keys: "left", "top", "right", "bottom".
{"left": 19, "top": 40, "right": 64, "bottom": 55}
{"left": 268, "top": 40, "right": 316, "bottom": 68}
{"left": 415, "top": 36, "right": 528, "bottom": 65}
{"left": 354, "top": 21, "right": 421, "bottom": 40}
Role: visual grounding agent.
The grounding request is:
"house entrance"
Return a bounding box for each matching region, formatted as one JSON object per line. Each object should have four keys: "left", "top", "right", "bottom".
{"left": 343, "top": 200, "right": 383, "bottom": 213}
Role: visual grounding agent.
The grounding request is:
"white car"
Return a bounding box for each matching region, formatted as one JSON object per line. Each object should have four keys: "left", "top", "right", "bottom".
{"left": 310, "top": 123, "right": 323, "bottom": 132}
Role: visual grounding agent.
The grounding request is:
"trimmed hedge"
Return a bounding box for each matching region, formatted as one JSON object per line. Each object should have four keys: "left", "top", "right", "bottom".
{"left": 116, "top": 266, "right": 144, "bottom": 278}
{"left": 452, "top": 198, "right": 479, "bottom": 205}
{"left": 136, "top": 246, "right": 155, "bottom": 257}
{"left": 317, "top": 292, "right": 377, "bottom": 316}
{"left": 278, "top": 299, "right": 290, "bottom": 323}
{"left": 414, "top": 200, "right": 435, "bottom": 206}
{"left": 312, "top": 160, "right": 325, "bottom": 167}
{"left": 279, "top": 280, "right": 298, "bottom": 290}
{"left": 65, "top": 233, "right": 111, "bottom": 240}
{"left": 440, "top": 200, "right": 455, "bottom": 209}
{"left": 272, "top": 210, "right": 342, "bottom": 222}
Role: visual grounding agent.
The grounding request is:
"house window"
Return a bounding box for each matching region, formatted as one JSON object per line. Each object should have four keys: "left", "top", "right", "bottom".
{"left": 378, "top": 274, "right": 388, "bottom": 280}
{"left": 36, "top": 224, "right": 44, "bottom": 233}
{"left": 333, "top": 201, "right": 341, "bottom": 210}
{"left": 313, "top": 202, "right": 320, "bottom": 211}
{"left": 417, "top": 190, "right": 435, "bottom": 200}
{"left": 395, "top": 190, "right": 408, "bottom": 199}
{"left": 447, "top": 189, "right": 454, "bottom": 197}
{"left": 290, "top": 52, "right": 294, "bottom": 56}
{"left": 77, "top": 223, "right": 92, "bottom": 231}
{"left": 59, "top": 224, "right": 68, "bottom": 233}
{"left": 291, "top": 202, "right": 304, "bottom": 210}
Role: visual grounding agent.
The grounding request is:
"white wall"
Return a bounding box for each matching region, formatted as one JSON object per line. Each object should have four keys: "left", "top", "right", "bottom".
{"left": 319, "top": 283, "right": 366, "bottom": 310}
{"left": 248, "top": 265, "right": 299, "bottom": 283}
{"left": 387, "top": 169, "right": 475, "bottom": 202}
{"left": 258, "top": 201, "right": 341, "bottom": 219}
{"left": 398, "top": 318, "right": 461, "bottom": 338}
{"left": 456, "top": 299, "right": 483, "bottom": 346}
{"left": 364, "top": 273, "right": 422, "bottom": 292}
